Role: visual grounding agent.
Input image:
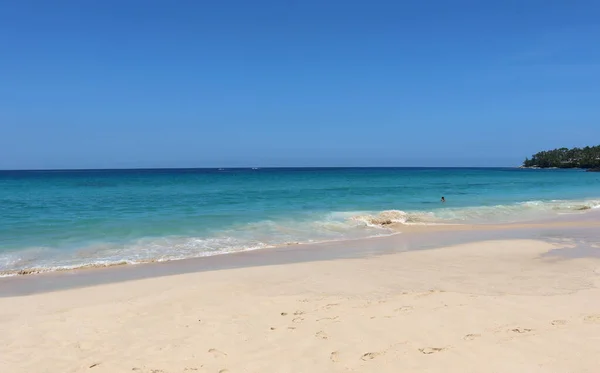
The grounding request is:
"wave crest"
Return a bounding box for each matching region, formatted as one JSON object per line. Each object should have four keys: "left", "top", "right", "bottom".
{"left": 351, "top": 210, "right": 436, "bottom": 226}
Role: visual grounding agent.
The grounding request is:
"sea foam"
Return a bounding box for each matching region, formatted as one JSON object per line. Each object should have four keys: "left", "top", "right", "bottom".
{"left": 2, "top": 198, "right": 599, "bottom": 276}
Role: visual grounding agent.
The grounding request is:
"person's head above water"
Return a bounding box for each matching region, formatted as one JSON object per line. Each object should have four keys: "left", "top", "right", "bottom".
{"left": 441, "top": 196, "right": 445, "bottom": 202}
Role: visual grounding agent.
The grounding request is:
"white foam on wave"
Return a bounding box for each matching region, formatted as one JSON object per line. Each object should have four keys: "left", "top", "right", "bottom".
{"left": 2, "top": 197, "right": 599, "bottom": 276}
{"left": 350, "top": 210, "right": 437, "bottom": 226}
{"left": 436, "top": 199, "right": 600, "bottom": 223}
{"left": 0, "top": 214, "right": 397, "bottom": 276}
{"left": 346, "top": 198, "right": 600, "bottom": 227}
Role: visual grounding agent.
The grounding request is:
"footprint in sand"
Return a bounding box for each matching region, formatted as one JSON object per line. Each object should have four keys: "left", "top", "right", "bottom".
{"left": 419, "top": 347, "right": 445, "bottom": 355}
{"left": 361, "top": 352, "right": 381, "bottom": 361}
{"left": 551, "top": 320, "right": 567, "bottom": 326}
{"left": 280, "top": 312, "right": 288, "bottom": 316}
{"left": 463, "top": 334, "right": 481, "bottom": 341}
{"left": 584, "top": 314, "right": 600, "bottom": 324}
{"left": 292, "top": 317, "right": 304, "bottom": 323}
{"left": 316, "top": 331, "right": 328, "bottom": 340}
{"left": 511, "top": 328, "right": 533, "bottom": 334}
{"left": 294, "top": 311, "right": 305, "bottom": 316}
{"left": 394, "top": 306, "right": 414, "bottom": 313}
{"left": 330, "top": 351, "right": 340, "bottom": 362}
{"left": 208, "top": 348, "right": 228, "bottom": 358}
{"left": 218, "top": 370, "right": 229, "bottom": 373}
{"left": 416, "top": 289, "right": 444, "bottom": 298}
{"left": 316, "top": 316, "right": 340, "bottom": 322}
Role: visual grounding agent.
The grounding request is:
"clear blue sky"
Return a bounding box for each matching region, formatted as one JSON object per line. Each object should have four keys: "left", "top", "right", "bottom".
{"left": 1, "top": 1, "right": 599, "bottom": 169}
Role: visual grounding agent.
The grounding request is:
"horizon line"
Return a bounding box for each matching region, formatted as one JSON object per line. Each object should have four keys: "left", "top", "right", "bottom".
{"left": 0, "top": 166, "right": 522, "bottom": 172}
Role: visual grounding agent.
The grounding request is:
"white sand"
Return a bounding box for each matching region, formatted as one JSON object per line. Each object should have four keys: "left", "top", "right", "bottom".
{"left": 2, "top": 239, "right": 600, "bottom": 372}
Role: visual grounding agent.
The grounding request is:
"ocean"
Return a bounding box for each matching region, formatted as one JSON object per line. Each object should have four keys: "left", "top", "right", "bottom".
{"left": 1, "top": 167, "right": 599, "bottom": 275}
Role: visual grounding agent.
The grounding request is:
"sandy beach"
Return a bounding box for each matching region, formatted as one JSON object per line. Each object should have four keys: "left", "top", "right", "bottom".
{"left": 2, "top": 228, "right": 600, "bottom": 373}
{"left": 4, "top": 1, "right": 600, "bottom": 371}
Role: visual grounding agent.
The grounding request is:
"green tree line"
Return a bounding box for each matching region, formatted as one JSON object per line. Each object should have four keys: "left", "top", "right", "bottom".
{"left": 523, "top": 145, "right": 600, "bottom": 168}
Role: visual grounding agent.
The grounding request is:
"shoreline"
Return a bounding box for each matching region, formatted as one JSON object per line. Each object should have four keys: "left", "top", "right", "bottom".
{"left": 2, "top": 211, "right": 600, "bottom": 297}
{"left": 2, "top": 207, "right": 600, "bottom": 280}
{"left": 2, "top": 229, "right": 600, "bottom": 372}
{"left": 2, "top": 192, "right": 599, "bottom": 278}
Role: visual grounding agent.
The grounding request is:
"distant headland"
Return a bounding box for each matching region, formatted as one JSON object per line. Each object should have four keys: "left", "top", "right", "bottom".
{"left": 521, "top": 145, "right": 600, "bottom": 171}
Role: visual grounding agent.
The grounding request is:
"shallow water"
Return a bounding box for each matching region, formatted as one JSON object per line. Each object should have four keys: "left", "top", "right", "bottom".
{"left": 2, "top": 222, "right": 599, "bottom": 297}
{"left": 1, "top": 167, "right": 599, "bottom": 274}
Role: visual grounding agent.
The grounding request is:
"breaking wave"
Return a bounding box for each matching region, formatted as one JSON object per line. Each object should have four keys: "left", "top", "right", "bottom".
{"left": 349, "top": 199, "right": 600, "bottom": 227}
{"left": 1, "top": 198, "right": 599, "bottom": 277}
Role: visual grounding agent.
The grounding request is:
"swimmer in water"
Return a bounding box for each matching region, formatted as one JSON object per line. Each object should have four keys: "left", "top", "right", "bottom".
{"left": 441, "top": 196, "right": 446, "bottom": 203}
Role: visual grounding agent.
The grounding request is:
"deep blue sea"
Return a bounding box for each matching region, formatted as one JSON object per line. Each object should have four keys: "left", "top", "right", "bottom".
{"left": 1, "top": 168, "right": 599, "bottom": 275}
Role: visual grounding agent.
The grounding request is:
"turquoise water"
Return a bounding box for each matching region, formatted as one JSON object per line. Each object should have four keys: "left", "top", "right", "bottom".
{"left": 1, "top": 168, "right": 599, "bottom": 275}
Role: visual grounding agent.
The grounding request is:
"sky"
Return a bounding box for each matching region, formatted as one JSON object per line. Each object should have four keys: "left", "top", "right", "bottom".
{"left": 1, "top": 0, "right": 599, "bottom": 169}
